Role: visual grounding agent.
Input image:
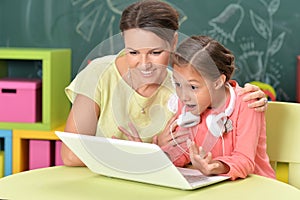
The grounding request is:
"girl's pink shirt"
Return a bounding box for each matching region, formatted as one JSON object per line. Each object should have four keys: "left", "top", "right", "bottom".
{"left": 174, "top": 81, "right": 275, "bottom": 180}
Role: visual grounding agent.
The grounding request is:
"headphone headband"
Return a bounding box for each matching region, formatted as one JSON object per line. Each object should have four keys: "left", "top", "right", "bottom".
{"left": 224, "top": 83, "right": 236, "bottom": 117}
{"left": 206, "top": 83, "right": 236, "bottom": 138}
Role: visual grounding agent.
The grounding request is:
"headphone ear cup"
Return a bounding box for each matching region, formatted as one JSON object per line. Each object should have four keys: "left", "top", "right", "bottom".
{"left": 206, "top": 113, "right": 226, "bottom": 137}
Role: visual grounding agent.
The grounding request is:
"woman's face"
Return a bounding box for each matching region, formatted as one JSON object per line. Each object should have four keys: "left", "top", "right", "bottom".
{"left": 173, "top": 64, "right": 213, "bottom": 116}
{"left": 123, "top": 28, "right": 174, "bottom": 88}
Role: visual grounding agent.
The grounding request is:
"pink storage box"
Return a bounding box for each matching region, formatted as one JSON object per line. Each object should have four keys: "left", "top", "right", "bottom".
{"left": 0, "top": 78, "right": 42, "bottom": 123}
{"left": 29, "top": 140, "right": 53, "bottom": 170}
{"left": 55, "top": 140, "right": 63, "bottom": 166}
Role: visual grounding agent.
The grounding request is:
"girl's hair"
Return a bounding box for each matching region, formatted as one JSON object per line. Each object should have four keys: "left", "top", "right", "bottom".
{"left": 119, "top": 0, "right": 179, "bottom": 44}
{"left": 173, "top": 35, "right": 236, "bottom": 82}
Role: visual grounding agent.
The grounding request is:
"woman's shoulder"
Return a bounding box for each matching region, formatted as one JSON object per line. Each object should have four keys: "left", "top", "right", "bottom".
{"left": 74, "top": 54, "right": 118, "bottom": 80}
{"left": 83, "top": 55, "right": 117, "bottom": 71}
{"left": 92, "top": 55, "right": 117, "bottom": 64}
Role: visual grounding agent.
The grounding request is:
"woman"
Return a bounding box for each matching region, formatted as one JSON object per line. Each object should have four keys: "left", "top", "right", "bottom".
{"left": 61, "top": 0, "right": 267, "bottom": 166}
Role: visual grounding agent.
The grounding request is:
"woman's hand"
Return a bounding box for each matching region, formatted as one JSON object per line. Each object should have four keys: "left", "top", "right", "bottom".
{"left": 238, "top": 83, "right": 268, "bottom": 112}
{"left": 117, "top": 122, "right": 142, "bottom": 142}
{"left": 189, "top": 142, "right": 229, "bottom": 176}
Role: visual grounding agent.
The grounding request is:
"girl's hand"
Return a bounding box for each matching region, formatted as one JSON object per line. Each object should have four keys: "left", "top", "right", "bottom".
{"left": 238, "top": 83, "right": 268, "bottom": 112}
{"left": 153, "top": 115, "right": 191, "bottom": 162}
{"left": 153, "top": 115, "right": 178, "bottom": 146}
{"left": 189, "top": 142, "right": 229, "bottom": 176}
{"left": 154, "top": 115, "right": 190, "bottom": 147}
{"left": 189, "top": 142, "right": 218, "bottom": 176}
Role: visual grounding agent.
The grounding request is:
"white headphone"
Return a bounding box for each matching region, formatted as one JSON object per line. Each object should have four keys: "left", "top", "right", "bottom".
{"left": 172, "top": 84, "right": 235, "bottom": 156}
{"left": 177, "top": 107, "right": 200, "bottom": 128}
{"left": 206, "top": 83, "right": 236, "bottom": 138}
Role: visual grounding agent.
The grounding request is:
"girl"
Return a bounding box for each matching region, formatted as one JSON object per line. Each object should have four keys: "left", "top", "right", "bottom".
{"left": 168, "top": 35, "right": 275, "bottom": 180}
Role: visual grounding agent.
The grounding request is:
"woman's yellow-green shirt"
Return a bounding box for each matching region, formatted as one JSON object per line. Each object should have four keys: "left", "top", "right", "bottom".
{"left": 65, "top": 54, "right": 177, "bottom": 142}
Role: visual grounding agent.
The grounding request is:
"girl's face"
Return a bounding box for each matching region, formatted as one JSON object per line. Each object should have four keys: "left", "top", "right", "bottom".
{"left": 123, "top": 29, "right": 174, "bottom": 88}
{"left": 173, "top": 64, "right": 213, "bottom": 116}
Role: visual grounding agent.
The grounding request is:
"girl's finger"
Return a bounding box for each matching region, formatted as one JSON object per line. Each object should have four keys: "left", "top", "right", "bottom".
{"left": 167, "top": 115, "right": 179, "bottom": 132}
{"left": 199, "top": 146, "right": 208, "bottom": 159}
{"left": 190, "top": 142, "right": 199, "bottom": 155}
{"left": 173, "top": 134, "right": 190, "bottom": 145}
{"left": 174, "top": 129, "right": 190, "bottom": 137}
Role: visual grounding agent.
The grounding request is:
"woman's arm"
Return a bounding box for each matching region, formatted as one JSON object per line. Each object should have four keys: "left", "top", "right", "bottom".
{"left": 61, "top": 94, "right": 100, "bottom": 166}
{"left": 239, "top": 83, "right": 268, "bottom": 112}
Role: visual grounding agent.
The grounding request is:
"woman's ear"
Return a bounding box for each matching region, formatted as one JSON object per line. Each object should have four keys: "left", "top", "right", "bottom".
{"left": 172, "top": 32, "right": 178, "bottom": 51}
{"left": 168, "top": 32, "right": 178, "bottom": 67}
{"left": 214, "top": 75, "right": 226, "bottom": 89}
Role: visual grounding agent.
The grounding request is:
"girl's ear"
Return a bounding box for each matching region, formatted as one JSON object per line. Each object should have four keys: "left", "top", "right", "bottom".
{"left": 214, "top": 74, "right": 226, "bottom": 89}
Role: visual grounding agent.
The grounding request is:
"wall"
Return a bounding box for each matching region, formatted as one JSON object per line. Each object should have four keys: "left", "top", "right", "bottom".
{"left": 1, "top": 0, "right": 300, "bottom": 101}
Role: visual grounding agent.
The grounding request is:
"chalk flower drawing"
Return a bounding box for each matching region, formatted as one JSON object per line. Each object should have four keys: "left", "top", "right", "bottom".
{"left": 206, "top": 0, "right": 286, "bottom": 100}
{"left": 248, "top": 0, "right": 285, "bottom": 80}
{"left": 208, "top": 4, "right": 244, "bottom": 45}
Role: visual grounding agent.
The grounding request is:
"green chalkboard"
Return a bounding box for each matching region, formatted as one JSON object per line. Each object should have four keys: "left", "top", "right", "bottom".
{"left": 1, "top": 0, "right": 300, "bottom": 102}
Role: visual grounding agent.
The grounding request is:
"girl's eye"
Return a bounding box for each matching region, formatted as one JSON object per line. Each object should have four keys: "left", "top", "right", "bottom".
{"left": 191, "top": 85, "right": 198, "bottom": 90}
{"left": 174, "top": 82, "right": 181, "bottom": 87}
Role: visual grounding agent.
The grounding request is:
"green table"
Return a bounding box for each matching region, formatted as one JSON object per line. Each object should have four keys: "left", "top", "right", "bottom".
{"left": 0, "top": 166, "right": 299, "bottom": 200}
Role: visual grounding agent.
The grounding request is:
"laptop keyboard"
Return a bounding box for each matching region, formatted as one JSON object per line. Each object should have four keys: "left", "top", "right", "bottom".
{"left": 183, "top": 174, "right": 208, "bottom": 184}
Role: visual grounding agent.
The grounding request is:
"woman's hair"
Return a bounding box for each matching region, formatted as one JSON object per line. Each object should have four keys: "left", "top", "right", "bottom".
{"left": 173, "top": 35, "right": 236, "bottom": 82}
{"left": 119, "top": 0, "right": 179, "bottom": 44}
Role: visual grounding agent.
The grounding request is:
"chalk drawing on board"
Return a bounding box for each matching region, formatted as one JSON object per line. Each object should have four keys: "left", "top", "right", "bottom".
{"left": 76, "top": 4, "right": 103, "bottom": 42}
{"left": 72, "top": 0, "right": 187, "bottom": 42}
{"left": 208, "top": 4, "right": 245, "bottom": 45}
{"left": 236, "top": 37, "right": 265, "bottom": 80}
{"left": 241, "top": 0, "right": 286, "bottom": 100}
{"left": 71, "top": 0, "right": 86, "bottom": 6}
{"left": 106, "top": 0, "right": 134, "bottom": 15}
{"left": 106, "top": 0, "right": 187, "bottom": 24}
{"left": 203, "top": 0, "right": 287, "bottom": 100}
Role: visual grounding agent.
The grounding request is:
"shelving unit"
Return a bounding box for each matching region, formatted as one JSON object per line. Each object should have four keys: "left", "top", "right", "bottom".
{"left": 0, "top": 130, "right": 12, "bottom": 176}
{"left": 12, "top": 124, "right": 65, "bottom": 173}
{"left": 0, "top": 48, "right": 71, "bottom": 130}
{"left": 0, "top": 48, "right": 71, "bottom": 175}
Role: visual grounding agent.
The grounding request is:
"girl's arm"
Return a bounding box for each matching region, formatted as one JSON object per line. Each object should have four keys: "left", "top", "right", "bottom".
{"left": 215, "top": 100, "right": 263, "bottom": 180}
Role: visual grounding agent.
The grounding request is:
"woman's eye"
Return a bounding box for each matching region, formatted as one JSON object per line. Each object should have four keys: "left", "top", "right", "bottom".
{"left": 129, "top": 51, "right": 138, "bottom": 55}
{"left": 151, "top": 51, "right": 163, "bottom": 55}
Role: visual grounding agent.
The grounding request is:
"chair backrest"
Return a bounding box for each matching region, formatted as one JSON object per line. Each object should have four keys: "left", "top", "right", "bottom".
{"left": 266, "top": 101, "right": 300, "bottom": 189}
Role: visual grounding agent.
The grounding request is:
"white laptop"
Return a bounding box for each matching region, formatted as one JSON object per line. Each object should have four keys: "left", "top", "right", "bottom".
{"left": 55, "top": 131, "right": 229, "bottom": 190}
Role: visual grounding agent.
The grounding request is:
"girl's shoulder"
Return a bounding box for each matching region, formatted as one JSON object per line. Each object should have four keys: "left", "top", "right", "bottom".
{"left": 229, "top": 80, "right": 259, "bottom": 115}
